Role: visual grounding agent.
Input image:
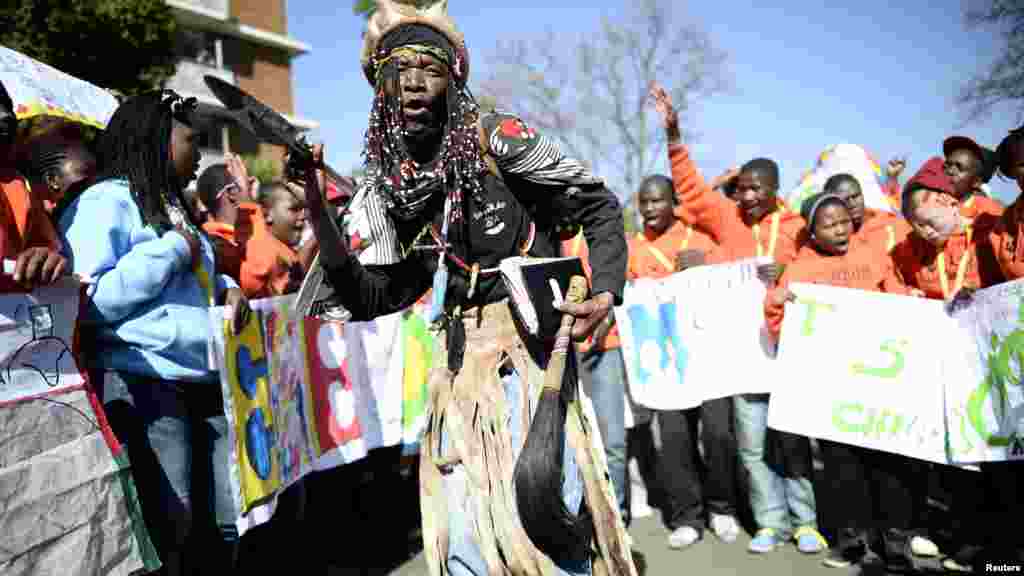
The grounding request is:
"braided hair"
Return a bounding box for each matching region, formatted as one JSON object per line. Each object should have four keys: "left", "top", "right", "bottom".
{"left": 94, "top": 91, "right": 197, "bottom": 230}
{"left": 362, "top": 24, "right": 488, "bottom": 231}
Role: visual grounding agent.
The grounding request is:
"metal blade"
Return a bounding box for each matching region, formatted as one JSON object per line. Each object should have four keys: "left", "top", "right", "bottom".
{"left": 202, "top": 75, "right": 303, "bottom": 153}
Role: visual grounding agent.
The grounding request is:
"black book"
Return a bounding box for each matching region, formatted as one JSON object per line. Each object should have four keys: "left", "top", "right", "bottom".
{"left": 499, "top": 256, "right": 588, "bottom": 338}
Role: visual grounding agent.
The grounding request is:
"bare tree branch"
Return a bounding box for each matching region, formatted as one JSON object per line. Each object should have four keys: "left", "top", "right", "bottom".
{"left": 480, "top": 0, "right": 730, "bottom": 202}
{"left": 957, "top": 0, "right": 1024, "bottom": 125}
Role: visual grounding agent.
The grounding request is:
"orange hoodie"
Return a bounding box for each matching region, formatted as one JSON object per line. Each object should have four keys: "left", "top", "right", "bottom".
{"left": 627, "top": 220, "right": 717, "bottom": 280}
{"left": 201, "top": 201, "right": 264, "bottom": 283}
{"left": 668, "top": 143, "right": 805, "bottom": 265}
{"left": 242, "top": 228, "right": 301, "bottom": 299}
{"left": 855, "top": 208, "right": 911, "bottom": 256}
{"left": 0, "top": 171, "right": 62, "bottom": 292}
{"left": 960, "top": 194, "right": 1003, "bottom": 221}
{"left": 890, "top": 223, "right": 1005, "bottom": 300}
{"left": 765, "top": 243, "right": 912, "bottom": 340}
{"left": 985, "top": 198, "right": 1024, "bottom": 280}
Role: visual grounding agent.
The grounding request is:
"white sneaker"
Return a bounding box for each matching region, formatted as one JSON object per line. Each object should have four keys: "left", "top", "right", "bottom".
{"left": 710, "top": 514, "right": 740, "bottom": 543}
{"left": 667, "top": 526, "right": 701, "bottom": 550}
{"left": 910, "top": 536, "right": 939, "bottom": 557}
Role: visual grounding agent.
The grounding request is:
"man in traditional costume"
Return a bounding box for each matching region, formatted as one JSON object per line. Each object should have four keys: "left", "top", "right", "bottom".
{"left": 290, "top": 1, "right": 636, "bottom": 574}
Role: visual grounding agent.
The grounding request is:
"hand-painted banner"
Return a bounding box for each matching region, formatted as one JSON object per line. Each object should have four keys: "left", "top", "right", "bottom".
{"left": 0, "top": 277, "right": 85, "bottom": 405}
{"left": 767, "top": 283, "right": 955, "bottom": 464}
{"left": 0, "top": 280, "right": 159, "bottom": 575}
{"left": 210, "top": 296, "right": 435, "bottom": 535}
{"left": 946, "top": 278, "right": 1024, "bottom": 463}
{"left": 616, "top": 257, "right": 775, "bottom": 410}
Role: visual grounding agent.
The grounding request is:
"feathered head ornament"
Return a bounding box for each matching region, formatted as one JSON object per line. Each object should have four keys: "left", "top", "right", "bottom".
{"left": 360, "top": 0, "right": 469, "bottom": 86}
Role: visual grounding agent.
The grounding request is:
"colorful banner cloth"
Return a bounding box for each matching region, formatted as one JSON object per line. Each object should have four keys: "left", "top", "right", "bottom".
{"left": 209, "top": 295, "right": 435, "bottom": 535}
{"left": 616, "top": 257, "right": 775, "bottom": 410}
{"left": 946, "top": 279, "right": 1024, "bottom": 463}
{"left": 0, "top": 46, "right": 119, "bottom": 129}
{"left": 785, "top": 143, "right": 897, "bottom": 215}
{"left": 0, "top": 279, "right": 159, "bottom": 576}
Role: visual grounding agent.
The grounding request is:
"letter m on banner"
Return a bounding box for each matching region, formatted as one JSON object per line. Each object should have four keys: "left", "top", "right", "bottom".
{"left": 616, "top": 278, "right": 700, "bottom": 410}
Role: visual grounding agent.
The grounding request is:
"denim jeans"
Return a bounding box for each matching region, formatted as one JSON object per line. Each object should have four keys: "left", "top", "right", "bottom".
{"left": 98, "top": 371, "right": 238, "bottom": 575}
{"left": 440, "top": 369, "right": 589, "bottom": 575}
{"left": 733, "top": 393, "right": 816, "bottom": 536}
{"left": 580, "top": 347, "right": 630, "bottom": 527}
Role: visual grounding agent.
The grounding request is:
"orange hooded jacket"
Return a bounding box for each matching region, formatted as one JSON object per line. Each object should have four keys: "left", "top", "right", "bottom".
{"left": 668, "top": 143, "right": 805, "bottom": 265}
{"left": 0, "top": 171, "right": 62, "bottom": 292}
{"left": 986, "top": 198, "right": 1024, "bottom": 280}
{"left": 764, "top": 243, "right": 913, "bottom": 340}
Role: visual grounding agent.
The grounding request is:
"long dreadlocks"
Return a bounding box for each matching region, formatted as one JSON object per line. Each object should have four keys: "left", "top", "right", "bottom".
{"left": 94, "top": 90, "right": 198, "bottom": 231}
{"left": 363, "top": 24, "right": 488, "bottom": 230}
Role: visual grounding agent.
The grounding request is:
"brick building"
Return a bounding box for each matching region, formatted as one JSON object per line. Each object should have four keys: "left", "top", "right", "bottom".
{"left": 164, "top": 0, "right": 317, "bottom": 178}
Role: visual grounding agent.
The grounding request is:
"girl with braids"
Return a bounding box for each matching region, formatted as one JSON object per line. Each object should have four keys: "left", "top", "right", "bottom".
{"left": 293, "top": 1, "right": 635, "bottom": 574}
{"left": 57, "top": 90, "right": 250, "bottom": 576}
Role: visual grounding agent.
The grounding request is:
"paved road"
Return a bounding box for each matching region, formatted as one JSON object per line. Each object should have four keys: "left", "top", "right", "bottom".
{"left": 384, "top": 515, "right": 846, "bottom": 576}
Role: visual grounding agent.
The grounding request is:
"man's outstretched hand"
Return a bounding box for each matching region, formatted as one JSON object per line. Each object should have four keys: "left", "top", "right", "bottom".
{"left": 649, "top": 83, "right": 682, "bottom": 145}
{"left": 555, "top": 291, "right": 615, "bottom": 342}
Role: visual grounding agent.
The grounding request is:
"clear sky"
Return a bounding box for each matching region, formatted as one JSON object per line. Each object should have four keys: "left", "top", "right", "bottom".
{"left": 288, "top": 1, "right": 1019, "bottom": 203}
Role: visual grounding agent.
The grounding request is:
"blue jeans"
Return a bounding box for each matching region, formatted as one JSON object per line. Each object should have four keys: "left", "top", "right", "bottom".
{"left": 99, "top": 371, "right": 238, "bottom": 575}
{"left": 580, "top": 347, "right": 630, "bottom": 527}
{"left": 733, "top": 393, "right": 816, "bottom": 536}
{"left": 440, "top": 369, "right": 589, "bottom": 575}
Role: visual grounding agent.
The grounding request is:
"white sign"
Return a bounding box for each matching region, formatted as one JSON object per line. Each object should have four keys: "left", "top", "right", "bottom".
{"left": 767, "top": 283, "right": 953, "bottom": 464}
{"left": 616, "top": 257, "right": 775, "bottom": 410}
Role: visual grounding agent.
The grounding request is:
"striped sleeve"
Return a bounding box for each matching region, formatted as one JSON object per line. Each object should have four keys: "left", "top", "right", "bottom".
{"left": 346, "top": 175, "right": 401, "bottom": 265}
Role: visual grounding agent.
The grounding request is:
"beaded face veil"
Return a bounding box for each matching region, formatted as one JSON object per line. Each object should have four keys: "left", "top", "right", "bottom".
{"left": 362, "top": 23, "right": 486, "bottom": 228}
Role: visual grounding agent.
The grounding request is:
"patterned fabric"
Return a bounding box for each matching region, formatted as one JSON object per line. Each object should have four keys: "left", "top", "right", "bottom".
{"left": 355, "top": 111, "right": 604, "bottom": 266}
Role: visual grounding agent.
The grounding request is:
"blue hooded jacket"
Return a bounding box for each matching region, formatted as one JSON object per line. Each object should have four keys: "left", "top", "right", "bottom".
{"left": 59, "top": 178, "right": 238, "bottom": 383}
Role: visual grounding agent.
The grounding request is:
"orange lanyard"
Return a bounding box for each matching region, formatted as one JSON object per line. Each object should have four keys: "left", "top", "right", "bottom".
{"left": 752, "top": 212, "right": 780, "bottom": 258}
{"left": 638, "top": 227, "right": 694, "bottom": 273}
{"left": 936, "top": 224, "right": 973, "bottom": 300}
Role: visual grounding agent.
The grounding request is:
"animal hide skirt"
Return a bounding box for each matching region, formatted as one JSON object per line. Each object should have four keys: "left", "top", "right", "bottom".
{"left": 419, "top": 299, "right": 637, "bottom": 576}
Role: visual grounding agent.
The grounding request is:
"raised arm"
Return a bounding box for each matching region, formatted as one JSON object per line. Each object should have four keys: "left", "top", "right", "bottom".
{"left": 292, "top": 145, "right": 432, "bottom": 320}
{"left": 650, "top": 83, "right": 732, "bottom": 243}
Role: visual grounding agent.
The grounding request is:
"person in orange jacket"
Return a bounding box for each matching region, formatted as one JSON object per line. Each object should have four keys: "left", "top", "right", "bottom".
{"left": 624, "top": 175, "right": 744, "bottom": 551}
{"left": 891, "top": 157, "right": 1004, "bottom": 303}
{"left": 240, "top": 180, "right": 308, "bottom": 298}
{"left": 650, "top": 86, "right": 804, "bottom": 287}
{"left": 766, "top": 192, "right": 930, "bottom": 572}
{"left": 0, "top": 81, "right": 67, "bottom": 291}
{"left": 988, "top": 126, "right": 1024, "bottom": 279}
{"left": 943, "top": 135, "right": 1003, "bottom": 218}
{"left": 824, "top": 173, "right": 910, "bottom": 257}
{"left": 196, "top": 161, "right": 262, "bottom": 283}
{"left": 942, "top": 126, "right": 1024, "bottom": 572}
{"left": 650, "top": 82, "right": 826, "bottom": 555}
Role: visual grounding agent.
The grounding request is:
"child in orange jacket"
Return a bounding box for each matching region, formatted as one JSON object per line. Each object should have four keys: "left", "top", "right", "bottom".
{"left": 765, "top": 193, "right": 915, "bottom": 340}
{"left": 767, "top": 192, "right": 931, "bottom": 571}
{"left": 891, "top": 158, "right": 1004, "bottom": 303}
